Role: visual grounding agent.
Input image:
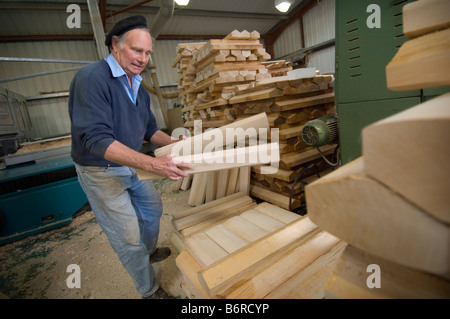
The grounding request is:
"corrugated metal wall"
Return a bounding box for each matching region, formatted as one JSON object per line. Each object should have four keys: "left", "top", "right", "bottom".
{"left": 0, "top": 41, "right": 97, "bottom": 138}
{"left": 273, "top": 21, "right": 303, "bottom": 60}
{"left": 302, "top": 0, "right": 335, "bottom": 74}
{"left": 273, "top": 0, "right": 335, "bottom": 75}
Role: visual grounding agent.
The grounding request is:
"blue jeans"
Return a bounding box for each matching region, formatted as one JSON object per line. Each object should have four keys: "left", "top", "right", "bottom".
{"left": 75, "top": 163, "right": 163, "bottom": 297}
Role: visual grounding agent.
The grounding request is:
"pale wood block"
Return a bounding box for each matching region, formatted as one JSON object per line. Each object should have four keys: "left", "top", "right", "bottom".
{"left": 204, "top": 224, "right": 250, "bottom": 254}
{"left": 325, "top": 245, "right": 450, "bottom": 299}
{"left": 238, "top": 166, "right": 251, "bottom": 195}
{"left": 305, "top": 157, "right": 450, "bottom": 280}
{"left": 185, "top": 232, "right": 229, "bottom": 267}
{"left": 362, "top": 93, "right": 450, "bottom": 224}
{"left": 402, "top": 0, "right": 450, "bottom": 38}
{"left": 253, "top": 202, "right": 301, "bottom": 224}
{"left": 221, "top": 215, "right": 269, "bottom": 242}
{"left": 386, "top": 28, "right": 450, "bottom": 91}
{"left": 240, "top": 209, "right": 286, "bottom": 232}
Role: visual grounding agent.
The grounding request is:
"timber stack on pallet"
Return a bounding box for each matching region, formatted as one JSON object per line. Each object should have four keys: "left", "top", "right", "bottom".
{"left": 228, "top": 74, "right": 337, "bottom": 211}
{"left": 172, "top": 30, "right": 338, "bottom": 210}
{"left": 171, "top": 192, "right": 347, "bottom": 299}
{"left": 305, "top": 0, "right": 450, "bottom": 299}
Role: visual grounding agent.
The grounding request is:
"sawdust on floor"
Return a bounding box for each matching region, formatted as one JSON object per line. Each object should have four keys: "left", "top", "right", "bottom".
{"left": 0, "top": 178, "right": 191, "bottom": 299}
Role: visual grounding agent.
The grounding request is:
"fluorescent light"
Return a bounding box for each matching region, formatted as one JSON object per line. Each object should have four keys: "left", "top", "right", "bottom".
{"left": 174, "top": 0, "right": 189, "bottom": 5}
{"left": 275, "top": 0, "right": 292, "bottom": 13}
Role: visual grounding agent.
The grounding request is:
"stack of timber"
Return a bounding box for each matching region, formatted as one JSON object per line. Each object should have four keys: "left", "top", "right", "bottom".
{"left": 172, "top": 30, "right": 338, "bottom": 210}
{"left": 228, "top": 74, "right": 337, "bottom": 211}
{"left": 171, "top": 192, "right": 347, "bottom": 299}
{"left": 173, "top": 30, "right": 273, "bottom": 131}
{"left": 305, "top": 0, "right": 450, "bottom": 299}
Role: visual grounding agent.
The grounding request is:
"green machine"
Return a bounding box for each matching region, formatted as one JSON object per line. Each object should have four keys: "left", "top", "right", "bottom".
{"left": 335, "top": 0, "right": 449, "bottom": 164}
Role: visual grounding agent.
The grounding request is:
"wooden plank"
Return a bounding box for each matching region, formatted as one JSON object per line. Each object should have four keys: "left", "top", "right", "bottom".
{"left": 220, "top": 230, "right": 343, "bottom": 299}
{"left": 181, "top": 202, "right": 257, "bottom": 239}
{"left": 267, "top": 241, "right": 346, "bottom": 299}
{"left": 225, "top": 167, "right": 239, "bottom": 196}
{"left": 240, "top": 209, "right": 286, "bottom": 232}
{"left": 402, "top": 0, "right": 450, "bottom": 39}
{"left": 305, "top": 157, "right": 450, "bottom": 280}
{"left": 250, "top": 184, "right": 301, "bottom": 210}
{"left": 175, "top": 250, "right": 210, "bottom": 299}
{"left": 205, "top": 171, "right": 218, "bottom": 203}
{"left": 325, "top": 245, "right": 450, "bottom": 299}
{"left": 279, "top": 144, "right": 336, "bottom": 169}
{"left": 185, "top": 232, "right": 229, "bottom": 267}
{"left": 137, "top": 143, "right": 280, "bottom": 180}
{"left": 272, "top": 92, "right": 335, "bottom": 112}
{"left": 386, "top": 28, "right": 450, "bottom": 91}
{"left": 188, "top": 172, "right": 207, "bottom": 206}
{"left": 171, "top": 192, "right": 246, "bottom": 220}
{"left": 175, "top": 194, "right": 253, "bottom": 231}
{"left": 198, "top": 215, "right": 318, "bottom": 296}
{"left": 238, "top": 166, "right": 251, "bottom": 195}
{"left": 221, "top": 215, "right": 269, "bottom": 242}
{"left": 362, "top": 93, "right": 450, "bottom": 224}
{"left": 215, "top": 169, "right": 230, "bottom": 199}
{"left": 253, "top": 202, "right": 301, "bottom": 224}
{"left": 229, "top": 87, "right": 284, "bottom": 104}
{"left": 155, "top": 112, "right": 270, "bottom": 157}
{"left": 204, "top": 224, "right": 249, "bottom": 254}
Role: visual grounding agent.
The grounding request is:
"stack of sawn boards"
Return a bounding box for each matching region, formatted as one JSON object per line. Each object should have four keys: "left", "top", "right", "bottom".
{"left": 172, "top": 192, "right": 347, "bottom": 299}
{"left": 305, "top": 0, "right": 450, "bottom": 298}
{"left": 172, "top": 30, "right": 338, "bottom": 210}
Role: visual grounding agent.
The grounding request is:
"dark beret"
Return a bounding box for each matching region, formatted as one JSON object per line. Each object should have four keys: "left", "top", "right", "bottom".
{"left": 105, "top": 15, "right": 147, "bottom": 47}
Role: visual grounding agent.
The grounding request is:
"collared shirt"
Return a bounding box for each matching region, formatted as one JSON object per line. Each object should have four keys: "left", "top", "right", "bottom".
{"left": 105, "top": 53, "right": 142, "bottom": 105}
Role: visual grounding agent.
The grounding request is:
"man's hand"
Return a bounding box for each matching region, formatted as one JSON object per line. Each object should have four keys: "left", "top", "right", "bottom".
{"left": 148, "top": 153, "right": 192, "bottom": 181}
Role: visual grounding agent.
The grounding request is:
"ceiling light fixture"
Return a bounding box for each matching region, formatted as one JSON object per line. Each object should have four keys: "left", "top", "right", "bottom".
{"left": 275, "top": 0, "right": 292, "bottom": 13}
{"left": 174, "top": 0, "right": 190, "bottom": 5}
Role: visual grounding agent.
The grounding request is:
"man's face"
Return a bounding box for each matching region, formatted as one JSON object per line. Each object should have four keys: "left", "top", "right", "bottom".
{"left": 112, "top": 28, "right": 153, "bottom": 77}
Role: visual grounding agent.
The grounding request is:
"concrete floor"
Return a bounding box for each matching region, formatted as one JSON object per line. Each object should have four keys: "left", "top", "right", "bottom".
{"left": 0, "top": 178, "right": 191, "bottom": 299}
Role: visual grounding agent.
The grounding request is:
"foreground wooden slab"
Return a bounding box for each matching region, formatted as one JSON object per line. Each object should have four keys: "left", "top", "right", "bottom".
{"left": 305, "top": 157, "right": 450, "bottom": 280}
{"left": 362, "top": 93, "right": 450, "bottom": 224}
{"left": 386, "top": 28, "right": 450, "bottom": 91}
{"left": 402, "top": 0, "right": 450, "bottom": 39}
{"left": 325, "top": 245, "right": 450, "bottom": 299}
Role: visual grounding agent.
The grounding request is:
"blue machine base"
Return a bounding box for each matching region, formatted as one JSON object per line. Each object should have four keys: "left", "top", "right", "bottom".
{"left": 0, "top": 156, "right": 88, "bottom": 246}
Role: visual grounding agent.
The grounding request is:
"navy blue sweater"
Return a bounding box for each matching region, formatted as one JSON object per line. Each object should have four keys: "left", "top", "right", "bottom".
{"left": 69, "top": 59, "right": 158, "bottom": 167}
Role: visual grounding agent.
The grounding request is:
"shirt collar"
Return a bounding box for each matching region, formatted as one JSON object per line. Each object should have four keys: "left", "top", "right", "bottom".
{"left": 105, "top": 53, "right": 142, "bottom": 83}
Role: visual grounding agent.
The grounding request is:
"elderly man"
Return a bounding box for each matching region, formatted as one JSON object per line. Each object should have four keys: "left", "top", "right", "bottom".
{"left": 69, "top": 15, "right": 191, "bottom": 298}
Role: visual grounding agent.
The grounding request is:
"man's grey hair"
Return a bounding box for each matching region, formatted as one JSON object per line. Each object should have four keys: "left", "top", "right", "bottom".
{"left": 109, "top": 27, "right": 150, "bottom": 52}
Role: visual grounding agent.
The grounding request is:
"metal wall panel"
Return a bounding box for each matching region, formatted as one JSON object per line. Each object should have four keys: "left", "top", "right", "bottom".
{"left": 302, "top": 0, "right": 335, "bottom": 47}
{"left": 273, "top": 20, "right": 303, "bottom": 59}
{"left": 306, "top": 45, "right": 335, "bottom": 75}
